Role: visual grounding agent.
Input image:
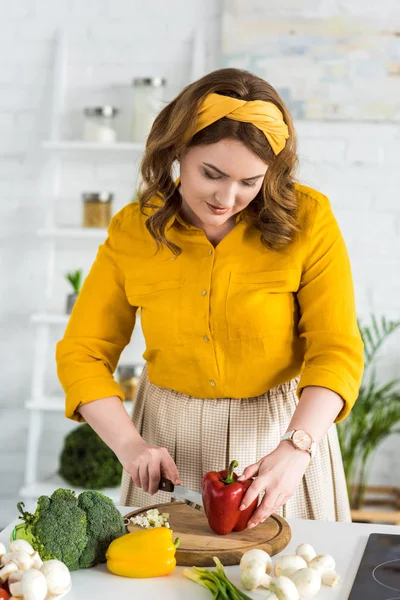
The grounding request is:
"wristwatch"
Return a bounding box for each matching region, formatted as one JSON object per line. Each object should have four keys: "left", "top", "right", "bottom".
{"left": 280, "top": 429, "right": 316, "bottom": 459}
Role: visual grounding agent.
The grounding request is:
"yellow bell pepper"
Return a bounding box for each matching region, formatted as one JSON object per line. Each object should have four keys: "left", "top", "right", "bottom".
{"left": 106, "top": 527, "right": 180, "bottom": 578}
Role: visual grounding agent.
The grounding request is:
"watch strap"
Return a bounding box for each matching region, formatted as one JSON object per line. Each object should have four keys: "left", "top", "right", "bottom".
{"left": 281, "top": 429, "right": 295, "bottom": 441}
{"left": 280, "top": 429, "right": 316, "bottom": 459}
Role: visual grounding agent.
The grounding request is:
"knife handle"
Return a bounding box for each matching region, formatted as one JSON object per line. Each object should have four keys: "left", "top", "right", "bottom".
{"left": 159, "top": 476, "right": 175, "bottom": 493}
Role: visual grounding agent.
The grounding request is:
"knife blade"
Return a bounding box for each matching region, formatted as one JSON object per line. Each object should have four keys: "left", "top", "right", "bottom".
{"left": 158, "top": 477, "right": 204, "bottom": 512}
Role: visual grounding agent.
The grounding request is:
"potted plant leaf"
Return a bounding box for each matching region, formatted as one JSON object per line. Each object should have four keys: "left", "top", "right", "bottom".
{"left": 337, "top": 315, "right": 400, "bottom": 509}
{"left": 65, "top": 269, "right": 83, "bottom": 314}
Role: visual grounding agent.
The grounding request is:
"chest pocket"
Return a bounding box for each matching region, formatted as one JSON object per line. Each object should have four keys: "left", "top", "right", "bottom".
{"left": 225, "top": 269, "right": 300, "bottom": 341}
{"left": 125, "top": 279, "right": 183, "bottom": 349}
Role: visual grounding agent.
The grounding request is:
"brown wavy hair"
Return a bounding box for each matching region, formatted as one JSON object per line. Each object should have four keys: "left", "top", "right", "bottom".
{"left": 138, "top": 67, "right": 299, "bottom": 256}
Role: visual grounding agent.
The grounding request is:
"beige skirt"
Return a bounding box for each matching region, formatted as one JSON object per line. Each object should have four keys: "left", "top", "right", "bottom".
{"left": 120, "top": 364, "right": 351, "bottom": 522}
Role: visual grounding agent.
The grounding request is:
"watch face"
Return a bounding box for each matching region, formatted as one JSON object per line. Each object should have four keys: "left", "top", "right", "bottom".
{"left": 292, "top": 430, "right": 312, "bottom": 451}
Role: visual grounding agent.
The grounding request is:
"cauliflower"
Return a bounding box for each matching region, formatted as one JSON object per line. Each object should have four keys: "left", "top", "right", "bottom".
{"left": 129, "top": 509, "right": 170, "bottom": 529}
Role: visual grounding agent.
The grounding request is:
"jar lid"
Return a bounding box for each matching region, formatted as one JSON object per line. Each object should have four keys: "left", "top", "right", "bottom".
{"left": 82, "top": 192, "right": 114, "bottom": 203}
{"left": 132, "top": 77, "right": 166, "bottom": 88}
{"left": 83, "top": 105, "right": 119, "bottom": 117}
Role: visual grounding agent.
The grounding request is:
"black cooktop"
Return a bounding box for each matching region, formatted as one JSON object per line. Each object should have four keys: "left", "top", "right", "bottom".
{"left": 349, "top": 533, "right": 400, "bottom": 599}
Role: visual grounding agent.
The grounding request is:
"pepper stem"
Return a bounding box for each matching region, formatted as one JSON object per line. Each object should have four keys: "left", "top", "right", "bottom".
{"left": 174, "top": 537, "right": 181, "bottom": 549}
{"left": 221, "top": 460, "right": 238, "bottom": 484}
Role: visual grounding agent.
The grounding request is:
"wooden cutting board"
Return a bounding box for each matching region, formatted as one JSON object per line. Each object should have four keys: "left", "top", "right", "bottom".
{"left": 124, "top": 502, "right": 291, "bottom": 567}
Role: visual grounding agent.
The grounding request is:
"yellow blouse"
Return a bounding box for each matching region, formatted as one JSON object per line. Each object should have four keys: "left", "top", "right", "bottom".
{"left": 56, "top": 182, "right": 364, "bottom": 423}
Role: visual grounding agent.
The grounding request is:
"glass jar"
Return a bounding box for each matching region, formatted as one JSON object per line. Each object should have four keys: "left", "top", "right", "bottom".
{"left": 82, "top": 193, "right": 113, "bottom": 228}
{"left": 117, "top": 364, "right": 144, "bottom": 401}
{"left": 131, "top": 77, "right": 166, "bottom": 142}
{"left": 83, "top": 106, "right": 119, "bottom": 143}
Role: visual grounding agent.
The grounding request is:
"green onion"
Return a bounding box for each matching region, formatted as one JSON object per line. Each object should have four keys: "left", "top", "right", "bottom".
{"left": 184, "top": 556, "right": 253, "bottom": 600}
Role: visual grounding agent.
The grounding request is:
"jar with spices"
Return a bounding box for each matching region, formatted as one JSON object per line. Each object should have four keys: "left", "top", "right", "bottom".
{"left": 117, "top": 364, "right": 144, "bottom": 401}
{"left": 131, "top": 77, "right": 166, "bottom": 142}
{"left": 83, "top": 106, "right": 119, "bottom": 143}
{"left": 82, "top": 193, "right": 113, "bottom": 228}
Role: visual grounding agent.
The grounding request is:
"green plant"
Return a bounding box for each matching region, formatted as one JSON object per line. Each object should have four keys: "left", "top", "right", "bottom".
{"left": 337, "top": 315, "right": 400, "bottom": 509}
{"left": 59, "top": 423, "right": 123, "bottom": 489}
{"left": 65, "top": 269, "right": 83, "bottom": 294}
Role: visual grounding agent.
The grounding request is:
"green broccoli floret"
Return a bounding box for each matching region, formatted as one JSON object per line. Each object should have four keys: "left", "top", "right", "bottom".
{"left": 15, "top": 489, "right": 88, "bottom": 571}
{"left": 59, "top": 423, "right": 122, "bottom": 489}
{"left": 77, "top": 491, "right": 125, "bottom": 568}
{"left": 12, "top": 488, "right": 126, "bottom": 571}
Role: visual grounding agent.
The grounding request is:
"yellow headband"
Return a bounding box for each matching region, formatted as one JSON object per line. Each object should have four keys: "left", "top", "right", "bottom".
{"left": 183, "top": 92, "right": 289, "bottom": 155}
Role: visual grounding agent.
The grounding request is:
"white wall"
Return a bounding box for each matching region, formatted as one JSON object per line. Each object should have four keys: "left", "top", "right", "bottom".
{"left": 1, "top": 0, "right": 399, "bottom": 528}
{"left": 0, "top": 0, "right": 221, "bottom": 528}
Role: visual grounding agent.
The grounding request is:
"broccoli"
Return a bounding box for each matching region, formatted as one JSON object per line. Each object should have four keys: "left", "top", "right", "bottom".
{"left": 77, "top": 490, "right": 125, "bottom": 568}
{"left": 59, "top": 423, "right": 122, "bottom": 489}
{"left": 15, "top": 489, "right": 88, "bottom": 571}
{"left": 12, "top": 488, "right": 125, "bottom": 571}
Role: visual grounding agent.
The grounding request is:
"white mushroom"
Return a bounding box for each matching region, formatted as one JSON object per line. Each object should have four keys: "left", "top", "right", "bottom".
{"left": 308, "top": 554, "right": 335, "bottom": 573}
{"left": 265, "top": 594, "right": 279, "bottom": 600}
{"left": 269, "top": 575, "right": 300, "bottom": 600}
{"left": 308, "top": 554, "right": 340, "bottom": 587}
{"left": 274, "top": 555, "right": 308, "bottom": 578}
{"left": 8, "top": 540, "right": 42, "bottom": 568}
{"left": 0, "top": 560, "right": 19, "bottom": 583}
{"left": 31, "top": 552, "right": 43, "bottom": 569}
{"left": 295, "top": 544, "right": 316, "bottom": 564}
{"left": 8, "top": 570, "right": 24, "bottom": 586}
{"left": 40, "top": 560, "right": 71, "bottom": 596}
{"left": 1, "top": 550, "right": 33, "bottom": 570}
{"left": 291, "top": 568, "right": 321, "bottom": 599}
{"left": 0, "top": 543, "right": 6, "bottom": 560}
{"left": 9, "top": 568, "right": 48, "bottom": 600}
{"left": 321, "top": 570, "right": 340, "bottom": 587}
{"left": 239, "top": 548, "right": 273, "bottom": 591}
{"left": 240, "top": 548, "right": 272, "bottom": 573}
{"left": 241, "top": 560, "right": 273, "bottom": 591}
{"left": 9, "top": 539, "right": 35, "bottom": 555}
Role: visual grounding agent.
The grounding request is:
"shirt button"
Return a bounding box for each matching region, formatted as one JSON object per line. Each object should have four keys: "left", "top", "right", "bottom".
{"left": 204, "top": 335, "right": 209, "bottom": 342}
{"left": 201, "top": 290, "right": 207, "bottom": 296}
{"left": 210, "top": 380, "right": 216, "bottom": 387}
{"left": 208, "top": 249, "right": 213, "bottom": 256}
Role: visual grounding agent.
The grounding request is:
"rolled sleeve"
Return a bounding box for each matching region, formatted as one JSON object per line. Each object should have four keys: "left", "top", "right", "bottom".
{"left": 296, "top": 194, "right": 364, "bottom": 422}
{"left": 56, "top": 217, "right": 137, "bottom": 422}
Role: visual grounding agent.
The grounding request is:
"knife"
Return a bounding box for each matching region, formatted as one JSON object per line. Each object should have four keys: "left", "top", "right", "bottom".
{"left": 158, "top": 477, "right": 204, "bottom": 512}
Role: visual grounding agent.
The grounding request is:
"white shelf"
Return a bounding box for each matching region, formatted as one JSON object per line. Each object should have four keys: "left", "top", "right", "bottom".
{"left": 26, "top": 397, "right": 133, "bottom": 413}
{"left": 19, "top": 473, "right": 122, "bottom": 503}
{"left": 42, "top": 140, "right": 145, "bottom": 152}
{"left": 37, "top": 227, "right": 107, "bottom": 239}
{"left": 31, "top": 312, "right": 70, "bottom": 325}
{"left": 22, "top": 31, "right": 148, "bottom": 505}
{"left": 25, "top": 396, "right": 65, "bottom": 411}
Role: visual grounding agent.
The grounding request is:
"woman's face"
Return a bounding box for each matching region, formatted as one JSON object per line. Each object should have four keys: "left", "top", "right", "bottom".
{"left": 178, "top": 138, "right": 268, "bottom": 231}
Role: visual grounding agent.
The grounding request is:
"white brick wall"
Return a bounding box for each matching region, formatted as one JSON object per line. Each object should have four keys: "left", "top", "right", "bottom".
{"left": 1, "top": 0, "right": 399, "bottom": 528}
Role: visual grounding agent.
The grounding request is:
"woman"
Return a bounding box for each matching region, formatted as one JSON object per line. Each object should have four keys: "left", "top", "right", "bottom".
{"left": 56, "top": 68, "right": 364, "bottom": 527}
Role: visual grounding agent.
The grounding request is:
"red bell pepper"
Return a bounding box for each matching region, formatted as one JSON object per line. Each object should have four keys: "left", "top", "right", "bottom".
{"left": 201, "top": 460, "right": 258, "bottom": 535}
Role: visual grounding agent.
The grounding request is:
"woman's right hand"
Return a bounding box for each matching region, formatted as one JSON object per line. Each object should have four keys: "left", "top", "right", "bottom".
{"left": 119, "top": 440, "right": 181, "bottom": 495}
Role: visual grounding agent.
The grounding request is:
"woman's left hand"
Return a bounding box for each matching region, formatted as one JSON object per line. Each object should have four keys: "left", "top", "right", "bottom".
{"left": 237, "top": 441, "right": 311, "bottom": 528}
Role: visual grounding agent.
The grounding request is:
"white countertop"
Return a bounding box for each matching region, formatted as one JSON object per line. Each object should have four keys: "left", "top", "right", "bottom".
{"left": 2, "top": 506, "right": 400, "bottom": 599}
